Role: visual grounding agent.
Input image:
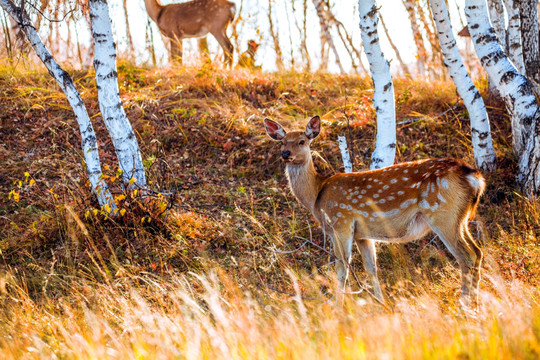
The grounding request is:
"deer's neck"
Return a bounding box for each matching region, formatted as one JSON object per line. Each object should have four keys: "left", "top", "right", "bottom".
{"left": 285, "top": 158, "right": 323, "bottom": 216}
{"left": 144, "top": 0, "right": 164, "bottom": 23}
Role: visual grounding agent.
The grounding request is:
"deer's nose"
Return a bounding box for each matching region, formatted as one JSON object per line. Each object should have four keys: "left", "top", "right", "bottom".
{"left": 281, "top": 150, "right": 291, "bottom": 159}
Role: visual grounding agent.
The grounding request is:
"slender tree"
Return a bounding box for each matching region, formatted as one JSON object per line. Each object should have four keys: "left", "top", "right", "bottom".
{"left": 88, "top": 0, "right": 146, "bottom": 188}
{"left": 429, "top": 0, "right": 496, "bottom": 171}
{"left": 504, "top": 0, "right": 525, "bottom": 74}
{"left": 518, "top": 0, "right": 540, "bottom": 82}
{"left": 358, "top": 0, "right": 396, "bottom": 169}
{"left": 313, "top": 0, "right": 344, "bottom": 73}
{"left": 0, "top": 0, "right": 115, "bottom": 209}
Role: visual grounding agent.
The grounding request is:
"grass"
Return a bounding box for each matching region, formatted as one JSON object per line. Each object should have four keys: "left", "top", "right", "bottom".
{"left": 0, "top": 60, "right": 539, "bottom": 358}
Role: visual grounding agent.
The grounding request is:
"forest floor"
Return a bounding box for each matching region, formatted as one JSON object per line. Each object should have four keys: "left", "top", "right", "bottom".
{"left": 0, "top": 61, "right": 539, "bottom": 359}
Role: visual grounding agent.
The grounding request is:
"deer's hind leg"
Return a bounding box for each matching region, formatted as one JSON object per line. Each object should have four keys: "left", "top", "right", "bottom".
{"left": 427, "top": 213, "right": 482, "bottom": 307}
{"left": 211, "top": 30, "right": 233, "bottom": 67}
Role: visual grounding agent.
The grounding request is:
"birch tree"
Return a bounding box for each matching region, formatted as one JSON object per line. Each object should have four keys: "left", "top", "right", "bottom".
{"left": 88, "top": 0, "right": 146, "bottom": 188}
{"left": 358, "top": 0, "right": 396, "bottom": 169}
{"left": 465, "top": 0, "right": 540, "bottom": 196}
{"left": 0, "top": 0, "right": 115, "bottom": 210}
{"left": 518, "top": 0, "right": 540, "bottom": 82}
{"left": 429, "top": 0, "right": 496, "bottom": 171}
{"left": 503, "top": 0, "right": 525, "bottom": 73}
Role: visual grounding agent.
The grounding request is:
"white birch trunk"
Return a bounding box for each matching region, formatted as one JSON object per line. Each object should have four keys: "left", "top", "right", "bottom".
{"left": 503, "top": 0, "right": 525, "bottom": 74}
{"left": 88, "top": 0, "right": 146, "bottom": 188}
{"left": 487, "top": 0, "right": 506, "bottom": 54}
{"left": 358, "top": 0, "right": 396, "bottom": 169}
{"left": 338, "top": 135, "right": 353, "bottom": 173}
{"left": 0, "top": 0, "right": 115, "bottom": 210}
{"left": 465, "top": 0, "right": 536, "bottom": 156}
{"left": 429, "top": 0, "right": 497, "bottom": 171}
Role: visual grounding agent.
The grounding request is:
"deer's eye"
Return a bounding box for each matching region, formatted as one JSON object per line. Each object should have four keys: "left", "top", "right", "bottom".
{"left": 299, "top": 140, "right": 305, "bottom": 145}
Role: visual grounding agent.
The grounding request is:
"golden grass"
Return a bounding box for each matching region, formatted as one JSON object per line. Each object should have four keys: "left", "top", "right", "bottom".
{"left": 1, "top": 61, "right": 539, "bottom": 358}
{"left": 0, "top": 268, "right": 539, "bottom": 359}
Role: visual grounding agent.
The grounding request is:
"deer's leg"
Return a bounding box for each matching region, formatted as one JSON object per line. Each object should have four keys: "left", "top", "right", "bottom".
{"left": 211, "top": 30, "right": 233, "bottom": 67}
{"left": 356, "top": 239, "right": 383, "bottom": 302}
{"left": 428, "top": 216, "right": 480, "bottom": 307}
{"left": 462, "top": 221, "right": 483, "bottom": 304}
{"left": 170, "top": 38, "right": 183, "bottom": 64}
{"left": 331, "top": 224, "right": 354, "bottom": 298}
{"left": 198, "top": 37, "right": 210, "bottom": 62}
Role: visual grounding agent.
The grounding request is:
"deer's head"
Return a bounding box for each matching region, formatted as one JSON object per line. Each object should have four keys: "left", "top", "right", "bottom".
{"left": 264, "top": 116, "right": 321, "bottom": 166}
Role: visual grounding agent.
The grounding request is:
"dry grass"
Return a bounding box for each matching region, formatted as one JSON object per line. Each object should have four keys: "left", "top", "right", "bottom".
{"left": 0, "top": 60, "right": 539, "bottom": 358}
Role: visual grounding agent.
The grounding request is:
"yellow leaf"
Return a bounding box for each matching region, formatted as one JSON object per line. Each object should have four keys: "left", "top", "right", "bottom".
{"left": 24, "top": 171, "right": 30, "bottom": 179}
{"left": 13, "top": 192, "right": 19, "bottom": 203}
{"left": 120, "top": 209, "right": 126, "bottom": 216}
{"left": 104, "top": 165, "right": 110, "bottom": 171}
{"left": 85, "top": 210, "right": 90, "bottom": 219}
{"left": 115, "top": 194, "right": 126, "bottom": 202}
{"left": 29, "top": 179, "right": 35, "bottom": 186}
{"left": 133, "top": 189, "right": 138, "bottom": 197}
{"left": 92, "top": 209, "right": 98, "bottom": 216}
{"left": 141, "top": 217, "right": 146, "bottom": 224}
{"left": 103, "top": 204, "right": 111, "bottom": 213}
{"left": 18, "top": 181, "right": 22, "bottom": 187}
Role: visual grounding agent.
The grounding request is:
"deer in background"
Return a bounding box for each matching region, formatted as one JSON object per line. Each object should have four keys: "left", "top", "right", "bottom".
{"left": 144, "top": 0, "right": 236, "bottom": 66}
{"left": 264, "top": 116, "right": 485, "bottom": 307}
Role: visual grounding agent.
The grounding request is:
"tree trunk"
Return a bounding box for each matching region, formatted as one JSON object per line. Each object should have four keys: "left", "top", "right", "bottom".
{"left": 466, "top": 0, "right": 538, "bottom": 155}
{"left": 0, "top": 0, "right": 115, "bottom": 209}
{"left": 518, "top": 0, "right": 540, "bottom": 81}
{"left": 465, "top": 0, "right": 540, "bottom": 197}
{"left": 504, "top": 0, "right": 525, "bottom": 74}
{"left": 267, "top": 0, "right": 284, "bottom": 71}
{"left": 430, "top": 0, "right": 496, "bottom": 171}
{"left": 313, "top": 0, "right": 344, "bottom": 73}
{"left": 379, "top": 13, "right": 410, "bottom": 76}
{"left": 358, "top": 0, "right": 396, "bottom": 169}
{"left": 403, "top": 0, "right": 427, "bottom": 75}
{"left": 88, "top": 0, "right": 146, "bottom": 188}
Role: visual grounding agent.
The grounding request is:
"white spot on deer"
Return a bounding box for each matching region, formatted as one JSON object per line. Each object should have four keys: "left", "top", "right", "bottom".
{"left": 387, "top": 196, "right": 395, "bottom": 201}
{"left": 379, "top": 199, "right": 386, "bottom": 204}
{"left": 368, "top": 178, "right": 372, "bottom": 181}
{"left": 374, "top": 179, "right": 379, "bottom": 183}
{"left": 402, "top": 177, "right": 409, "bottom": 181}
{"left": 369, "top": 217, "right": 375, "bottom": 222}
{"left": 441, "top": 177, "right": 449, "bottom": 189}
{"left": 342, "top": 191, "right": 347, "bottom": 195}
{"left": 378, "top": 189, "right": 383, "bottom": 193}
{"left": 361, "top": 189, "right": 366, "bottom": 194}
{"left": 383, "top": 185, "right": 389, "bottom": 190}
{"left": 340, "top": 203, "right": 346, "bottom": 209}
{"left": 437, "top": 193, "right": 446, "bottom": 203}
{"left": 382, "top": 209, "right": 399, "bottom": 217}
{"left": 347, "top": 205, "right": 352, "bottom": 210}
{"left": 400, "top": 199, "right": 416, "bottom": 209}
{"left": 390, "top": 179, "right": 397, "bottom": 184}
{"left": 337, "top": 212, "right": 343, "bottom": 217}
{"left": 373, "top": 194, "right": 379, "bottom": 198}
{"left": 397, "top": 191, "right": 404, "bottom": 195}
{"left": 332, "top": 186, "right": 336, "bottom": 190}
{"left": 353, "top": 190, "right": 359, "bottom": 195}
{"left": 352, "top": 199, "right": 358, "bottom": 204}
{"left": 334, "top": 201, "right": 338, "bottom": 207}
{"left": 332, "top": 216, "right": 337, "bottom": 222}
{"left": 421, "top": 190, "right": 428, "bottom": 197}
{"left": 359, "top": 203, "right": 365, "bottom": 208}
{"left": 403, "top": 169, "right": 408, "bottom": 173}
{"left": 367, "top": 185, "right": 372, "bottom": 189}
{"left": 327, "top": 201, "right": 333, "bottom": 208}
{"left": 414, "top": 169, "right": 419, "bottom": 174}
{"left": 355, "top": 186, "right": 359, "bottom": 190}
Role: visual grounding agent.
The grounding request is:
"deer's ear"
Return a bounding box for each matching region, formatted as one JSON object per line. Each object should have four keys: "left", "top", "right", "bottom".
{"left": 305, "top": 115, "right": 321, "bottom": 140}
{"left": 264, "top": 118, "right": 286, "bottom": 141}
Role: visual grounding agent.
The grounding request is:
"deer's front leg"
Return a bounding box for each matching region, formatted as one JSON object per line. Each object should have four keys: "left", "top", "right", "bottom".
{"left": 331, "top": 224, "right": 354, "bottom": 302}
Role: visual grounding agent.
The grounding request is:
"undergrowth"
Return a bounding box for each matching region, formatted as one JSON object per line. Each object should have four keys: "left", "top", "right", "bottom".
{"left": 0, "top": 60, "right": 539, "bottom": 359}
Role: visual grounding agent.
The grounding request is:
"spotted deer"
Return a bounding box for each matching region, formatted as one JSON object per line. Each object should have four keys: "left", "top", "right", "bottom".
{"left": 144, "top": 0, "right": 236, "bottom": 66}
{"left": 264, "top": 116, "right": 485, "bottom": 306}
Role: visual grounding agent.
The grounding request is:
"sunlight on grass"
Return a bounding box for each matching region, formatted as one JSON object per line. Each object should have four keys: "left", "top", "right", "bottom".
{"left": 0, "top": 269, "right": 539, "bottom": 359}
